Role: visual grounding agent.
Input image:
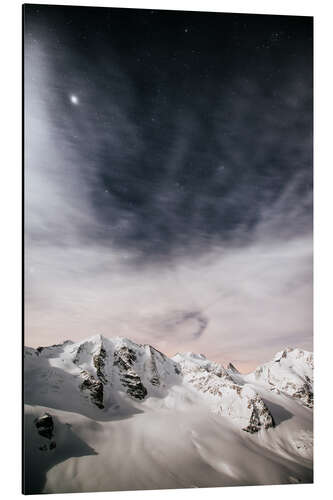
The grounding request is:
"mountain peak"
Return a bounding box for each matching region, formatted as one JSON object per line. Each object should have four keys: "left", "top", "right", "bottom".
{"left": 84, "top": 333, "right": 105, "bottom": 343}
{"left": 249, "top": 347, "right": 313, "bottom": 408}
{"left": 227, "top": 362, "right": 240, "bottom": 374}
{"left": 273, "top": 347, "right": 313, "bottom": 365}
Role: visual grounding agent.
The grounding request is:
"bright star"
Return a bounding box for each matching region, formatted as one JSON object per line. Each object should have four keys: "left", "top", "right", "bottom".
{"left": 70, "top": 94, "right": 79, "bottom": 105}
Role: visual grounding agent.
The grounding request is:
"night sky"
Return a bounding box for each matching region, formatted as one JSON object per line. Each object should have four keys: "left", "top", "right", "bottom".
{"left": 24, "top": 5, "right": 313, "bottom": 371}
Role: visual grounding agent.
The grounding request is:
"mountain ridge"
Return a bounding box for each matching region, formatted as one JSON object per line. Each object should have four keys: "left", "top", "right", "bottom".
{"left": 24, "top": 335, "right": 313, "bottom": 493}
{"left": 24, "top": 335, "right": 313, "bottom": 429}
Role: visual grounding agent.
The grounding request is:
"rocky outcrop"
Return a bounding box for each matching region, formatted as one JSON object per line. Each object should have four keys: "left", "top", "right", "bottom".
{"left": 80, "top": 371, "right": 104, "bottom": 409}
{"left": 146, "top": 346, "right": 160, "bottom": 386}
{"left": 93, "top": 346, "right": 108, "bottom": 383}
{"left": 227, "top": 362, "right": 240, "bottom": 374}
{"left": 292, "top": 381, "right": 313, "bottom": 409}
{"left": 114, "top": 346, "right": 148, "bottom": 400}
{"left": 35, "top": 413, "right": 54, "bottom": 439}
{"left": 34, "top": 413, "right": 57, "bottom": 451}
{"left": 242, "top": 394, "right": 275, "bottom": 433}
{"left": 120, "top": 370, "right": 148, "bottom": 400}
{"left": 74, "top": 339, "right": 109, "bottom": 409}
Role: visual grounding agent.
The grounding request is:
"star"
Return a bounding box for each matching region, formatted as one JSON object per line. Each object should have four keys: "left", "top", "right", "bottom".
{"left": 70, "top": 94, "right": 79, "bottom": 105}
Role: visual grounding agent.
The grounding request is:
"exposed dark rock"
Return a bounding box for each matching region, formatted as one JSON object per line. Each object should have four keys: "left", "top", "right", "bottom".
{"left": 73, "top": 344, "right": 84, "bottom": 365}
{"left": 150, "top": 346, "right": 167, "bottom": 360}
{"left": 294, "top": 383, "right": 313, "bottom": 408}
{"left": 243, "top": 412, "right": 261, "bottom": 434}
{"left": 174, "top": 365, "right": 181, "bottom": 375}
{"left": 243, "top": 396, "right": 275, "bottom": 433}
{"left": 120, "top": 370, "right": 148, "bottom": 400}
{"left": 227, "top": 362, "right": 240, "bottom": 374}
{"left": 34, "top": 413, "right": 54, "bottom": 439}
{"left": 80, "top": 371, "right": 104, "bottom": 409}
{"left": 148, "top": 346, "right": 160, "bottom": 386}
{"left": 93, "top": 346, "right": 107, "bottom": 383}
{"left": 113, "top": 346, "right": 147, "bottom": 399}
{"left": 113, "top": 346, "right": 137, "bottom": 370}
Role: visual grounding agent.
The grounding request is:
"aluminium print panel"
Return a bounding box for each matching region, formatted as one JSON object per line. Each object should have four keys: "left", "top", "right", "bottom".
{"left": 23, "top": 4, "right": 313, "bottom": 494}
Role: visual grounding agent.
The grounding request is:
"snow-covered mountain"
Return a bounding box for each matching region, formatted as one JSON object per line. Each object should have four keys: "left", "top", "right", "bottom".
{"left": 24, "top": 336, "right": 313, "bottom": 494}
{"left": 172, "top": 351, "right": 274, "bottom": 432}
{"left": 245, "top": 347, "right": 313, "bottom": 408}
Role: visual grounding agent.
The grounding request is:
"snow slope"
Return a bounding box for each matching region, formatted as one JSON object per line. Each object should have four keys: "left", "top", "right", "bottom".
{"left": 23, "top": 337, "right": 313, "bottom": 494}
